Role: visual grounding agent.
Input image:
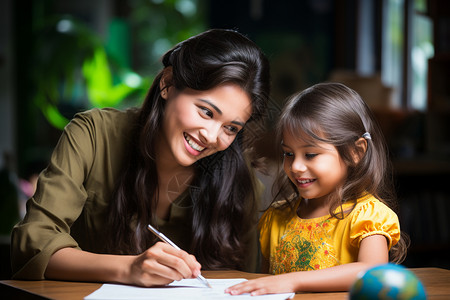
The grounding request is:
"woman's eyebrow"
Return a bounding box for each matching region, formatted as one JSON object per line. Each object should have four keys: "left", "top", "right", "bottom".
{"left": 199, "top": 98, "right": 245, "bottom": 127}
{"left": 232, "top": 120, "right": 245, "bottom": 127}
{"left": 198, "top": 99, "right": 222, "bottom": 114}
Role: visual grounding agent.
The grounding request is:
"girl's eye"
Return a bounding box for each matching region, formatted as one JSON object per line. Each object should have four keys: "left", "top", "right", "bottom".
{"left": 283, "top": 151, "right": 294, "bottom": 158}
{"left": 200, "top": 107, "right": 213, "bottom": 118}
{"left": 283, "top": 152, "right": 294, "bottom": 164}
{"left": 305, "top": 153, "right": 318, "bottom": 159}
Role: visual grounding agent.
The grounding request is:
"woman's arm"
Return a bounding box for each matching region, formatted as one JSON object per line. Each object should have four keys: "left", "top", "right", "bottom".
{"left": 45, "top": 242, "right": 202, "bottom": 287}
{"left": 226, "top": 234, "right": 389, "bottom": 295}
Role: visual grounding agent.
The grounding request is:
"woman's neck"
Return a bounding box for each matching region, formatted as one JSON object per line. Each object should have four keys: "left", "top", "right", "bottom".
{"left": 155, "top": 160, "right": 194, "bottom": 220}
{"left": 153, "top": 131, "right": 195, "bottom": 219}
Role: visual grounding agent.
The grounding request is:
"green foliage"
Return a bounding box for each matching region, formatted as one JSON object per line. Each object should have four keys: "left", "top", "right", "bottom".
{"left": 32, "top": 15, "right": 149, "bottom": 130}
{"left": 128, "top": 0, "right": 207, "bottom": 75}
{"left": 82, "top": 48, "right": 149, "bottom": 108}
{"left": 31, "top": 0, "right": 206, "bottom": 130}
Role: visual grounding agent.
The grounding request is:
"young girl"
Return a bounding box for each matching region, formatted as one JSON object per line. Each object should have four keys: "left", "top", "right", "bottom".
{"left": 11, "top": 29, "right": 271, "bottom": 286}
{"left": 226, "top": 82, "right": 408, "bottom": 295}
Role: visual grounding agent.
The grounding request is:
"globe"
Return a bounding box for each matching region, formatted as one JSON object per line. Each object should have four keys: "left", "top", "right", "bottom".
{"left": 349, "top": 263, "right": 427, "bottom": 300}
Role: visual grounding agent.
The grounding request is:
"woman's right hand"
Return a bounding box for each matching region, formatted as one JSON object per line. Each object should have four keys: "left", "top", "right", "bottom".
{"left": 126, "top": 242, "right": 202, "bottom": 287}
{"left": 45, "top": 243, "right": 201, "bottom": 287}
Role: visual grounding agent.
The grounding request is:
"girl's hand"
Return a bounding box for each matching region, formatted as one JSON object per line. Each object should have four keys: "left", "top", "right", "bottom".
{"left": 226, "top": 234, "right": 390, "bottom": 295}
{"left": 127, "top": 242, "right": 202, "bottom": 287}
{"left": 225, "top": 273, "right": 296, "bottom": 296}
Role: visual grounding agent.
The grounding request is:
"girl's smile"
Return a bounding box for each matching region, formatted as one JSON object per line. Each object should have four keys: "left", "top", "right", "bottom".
{"left": 295, "top": 177, "right": 316, "bottom": 188}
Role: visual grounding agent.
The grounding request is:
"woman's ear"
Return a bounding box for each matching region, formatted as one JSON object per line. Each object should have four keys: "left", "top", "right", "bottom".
{"left": 352, "top": 137, "right": 368, "bottom": 164}
{"left": 160, "top": 66, "right": 173, "bottom": 100}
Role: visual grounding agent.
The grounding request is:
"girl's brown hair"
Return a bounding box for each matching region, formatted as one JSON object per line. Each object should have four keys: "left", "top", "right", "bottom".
{"left": 272, "top": 82, "right": 409, "bottom": 263}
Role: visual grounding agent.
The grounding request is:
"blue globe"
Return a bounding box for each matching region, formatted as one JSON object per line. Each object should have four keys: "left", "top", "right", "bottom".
{"left": 349, "top": 263, "right": 427, "bottom": 300}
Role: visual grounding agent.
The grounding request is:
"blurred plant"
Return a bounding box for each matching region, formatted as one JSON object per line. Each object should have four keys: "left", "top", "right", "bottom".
{"left": 31, "top": 15, "right": 149, "bottom": 130}
{"left": 128, "top": 0, "right": 207, "bottom": 75}
{"left": 31, "top": 0, "right": 206, "bottom": 130}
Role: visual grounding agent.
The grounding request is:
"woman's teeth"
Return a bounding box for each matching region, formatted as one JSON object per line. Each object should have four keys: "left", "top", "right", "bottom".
{"left": 185, "top": 134, "right": 205, "bottom": 151}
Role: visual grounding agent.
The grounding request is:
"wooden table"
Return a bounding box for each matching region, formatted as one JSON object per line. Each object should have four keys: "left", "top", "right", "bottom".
{"left": 1, "top": 268, "right": 449, "bottom": 299}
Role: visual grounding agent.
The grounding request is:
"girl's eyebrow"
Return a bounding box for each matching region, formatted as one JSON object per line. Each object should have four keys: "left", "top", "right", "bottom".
{"left": 198, "top": 98, "right": 245, "bottom": 127}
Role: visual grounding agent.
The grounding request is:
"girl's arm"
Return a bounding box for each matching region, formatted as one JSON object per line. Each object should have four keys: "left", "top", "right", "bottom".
{"left": 226, "top": 234, "right": 389, "bottom": 295}
{"left": 45, "top": 242, "right": 202, "bottom": 287}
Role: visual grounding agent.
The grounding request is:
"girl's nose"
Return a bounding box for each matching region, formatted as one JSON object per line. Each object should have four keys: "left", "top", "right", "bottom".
{"left": 290, "top": 158, "right": 307, "bottom": 173}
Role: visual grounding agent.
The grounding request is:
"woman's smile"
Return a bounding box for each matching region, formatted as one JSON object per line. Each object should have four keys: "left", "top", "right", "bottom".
{"left": 160, "top": 83, "right": 252, "bottom": 168}
{"left": 184, "top": 133, "right": 206, "bottom": 155}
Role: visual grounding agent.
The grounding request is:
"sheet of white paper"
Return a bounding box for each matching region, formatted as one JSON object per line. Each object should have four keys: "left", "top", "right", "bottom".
{"left": 84, "top": 278, "right": 294, "bottom": 300}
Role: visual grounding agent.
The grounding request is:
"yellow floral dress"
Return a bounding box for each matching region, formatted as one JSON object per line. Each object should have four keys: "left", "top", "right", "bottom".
{"left": 258, "top": 194, "right": 401, "bottom": 274}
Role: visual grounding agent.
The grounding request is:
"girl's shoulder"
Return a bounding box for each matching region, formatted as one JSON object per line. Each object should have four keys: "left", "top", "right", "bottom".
{"left": 347, "top": 194, "right": 401, "bottom": 249}
{"left": 349, "top": 193, "right": 397, "bottom": 221}
{"left": 354, "top": 194, "right": 391, "bottom": 210}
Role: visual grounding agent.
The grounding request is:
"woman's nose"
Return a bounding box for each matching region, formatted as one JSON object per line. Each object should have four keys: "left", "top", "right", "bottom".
{"left": 199, "top": 124, "right": 222, "bottom": 146}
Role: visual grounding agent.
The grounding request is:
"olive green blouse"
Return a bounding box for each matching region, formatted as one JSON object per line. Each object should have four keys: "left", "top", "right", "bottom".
{"left": 11, "top": 108, "right": 260, "bottom": 279}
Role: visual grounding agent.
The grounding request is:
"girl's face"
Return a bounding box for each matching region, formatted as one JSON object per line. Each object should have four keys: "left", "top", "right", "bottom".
{"left": 282, "top": 130, "right": 348, "bottom": 203}
{"left": 159, "top": 83, "right": 252, "bottom": 168}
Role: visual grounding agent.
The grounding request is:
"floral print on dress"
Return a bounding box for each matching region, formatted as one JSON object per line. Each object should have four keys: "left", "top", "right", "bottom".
{"left": 270, "top": 218, "right": 339, "bottom": 274}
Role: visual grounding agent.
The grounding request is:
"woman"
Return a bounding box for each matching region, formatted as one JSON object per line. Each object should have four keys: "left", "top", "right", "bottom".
{"left": 11, "top": 28, "right": 271, "bottom": 287}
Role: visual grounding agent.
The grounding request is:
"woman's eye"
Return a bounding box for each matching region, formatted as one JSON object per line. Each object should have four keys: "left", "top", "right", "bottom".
{"left": 200, "top": 107, "right": 213, "bottom": 118}
{"left": 224, "top": 125, "right": 239, "bottom": 135}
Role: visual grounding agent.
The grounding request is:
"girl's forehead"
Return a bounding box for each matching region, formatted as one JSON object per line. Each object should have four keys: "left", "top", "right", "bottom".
{"left": 282, "top": 130, "right": 316, "bottom": 147}
{"left": 282, "top": 129, "right": 337, "bottom": 153}
{"left": 282, "top": 123, "right": 326, "bottom": 144}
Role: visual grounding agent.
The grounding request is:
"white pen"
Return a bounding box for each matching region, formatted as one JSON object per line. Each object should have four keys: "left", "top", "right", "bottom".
{"left": 147, "top": 224, "right": 212, "bottom": 288}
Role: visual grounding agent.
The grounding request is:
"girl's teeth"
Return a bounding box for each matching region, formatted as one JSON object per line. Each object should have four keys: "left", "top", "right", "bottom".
{"left": 298, "top": 179, "right": 314, "bottom": 184}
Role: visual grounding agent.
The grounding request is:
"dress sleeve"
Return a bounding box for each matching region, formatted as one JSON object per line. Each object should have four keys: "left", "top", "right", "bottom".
{"left": 10, "top": 111, "right": 97, "bottom": 279}
{"left": 349, "top": 199, "right": 401, "bottom": 250}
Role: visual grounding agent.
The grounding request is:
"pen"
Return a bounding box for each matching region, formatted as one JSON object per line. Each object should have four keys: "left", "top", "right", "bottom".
{"left": 147, "top": 224, "right": 212, "bottom": 288}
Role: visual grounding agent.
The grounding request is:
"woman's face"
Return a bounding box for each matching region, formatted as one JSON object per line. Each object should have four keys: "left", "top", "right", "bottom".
{"left": 159, "top": 83, "right": 252, "bottom": 168}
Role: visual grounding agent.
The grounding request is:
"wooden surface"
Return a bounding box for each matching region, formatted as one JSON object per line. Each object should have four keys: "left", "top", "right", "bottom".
{"left": 1, "top": 268, "right": 449, "bottom": 299}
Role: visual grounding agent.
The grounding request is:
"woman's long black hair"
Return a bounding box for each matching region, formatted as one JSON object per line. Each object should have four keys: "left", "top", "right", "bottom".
{"left": 107, "top": 29, "right": 270, "bottom": 270}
